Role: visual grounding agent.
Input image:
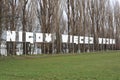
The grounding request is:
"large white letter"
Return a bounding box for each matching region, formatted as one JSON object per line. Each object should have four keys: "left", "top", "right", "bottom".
{"left": 74, "top": 36, "right": 78, "bottom": 44}
{"left": 103, "top": 38, "right": 106, "bottom": 44}
{"left": 70, "top": 35, "right": 73, "bottom": 43}
{"left": 98, "top": 38, "right": 103, "bottom": 44}
{"left": 113, "top": 39, "right": 116, "bottom": 44}
{"left": 89, "top": 37, "right": 94, "bottom": 44}
{"left": 79, "top": 36, "right": 84, "bottom": 44}
{"left": 106, "top": 38, "right": 110, "bottom": 44}
{"left": 110, "top": 39, "right": 116, "bottom": 44}
{"left": 26, "top": 32, "right": 33, "bottom": 43}
{"left": 7, "top": 31, "right": 16, "bottom": 42}
{"left": 19, "top": 32, "right": 22, "bottom": 42}
{"left": 84, "top": 37, "right": 89, "bottom": 44}
{"left": 36, "top": 33, "right": 43, "bottom": 42}
{"left": 109, "top": 39, "right": 112, "bottom": 44}
{"left": 62, "top": 35, "right": 68, "bottom": 43}
{"left": 45, "top": 33, "right": 52, "bottom": 42}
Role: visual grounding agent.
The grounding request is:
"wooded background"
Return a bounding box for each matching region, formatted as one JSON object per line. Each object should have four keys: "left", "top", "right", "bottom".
{"left": 0, "top": 0, "right": 120, "bottom": 54}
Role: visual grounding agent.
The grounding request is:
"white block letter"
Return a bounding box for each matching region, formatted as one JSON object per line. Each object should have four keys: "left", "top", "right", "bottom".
{"left": 7, "top": 31, "right": 16, "bottom": 42}
{"left": 113, "top": 39, "right": 116, "bottom": 44}
{"left": 36, "top": 33, "right": 43, "bottom": 42}
{"left": 98, "top": 38, "right": 103, "bottom": 44}
{"left": 89, "top": 37, "right": 94, "bottom": 44}
{"left": 103, "top": 38, "right": 106, "bottom": 44}
{"left": 106, "top": 38, "right": 109, "bottom": 44}
{"left": 62, "top": 35, "right": 68, "bottom": 43}
{"left": 84, "top": 37, "right": 89, "bottom": 44}
{"left": 26, "top": 32, "right": 33, "bottom": 43}
{"left": 45, "top": 33, "right": 52, "bottom": 42}
{"left": 79, "top": 36, "right": 84, "bottom": 44}
{"left": 70, "top": 35, "right": 73, "bottom": 43}
{"left": 74, "top": 36, "right": 78, "bottom": 44}
{"left": 19, "top": 32, "right": 22, "bottom": 42}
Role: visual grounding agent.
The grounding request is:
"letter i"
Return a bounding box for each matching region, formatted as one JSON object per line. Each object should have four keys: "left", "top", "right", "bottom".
{"left": 19, "top": 32, "right": 23, "bottom": 42}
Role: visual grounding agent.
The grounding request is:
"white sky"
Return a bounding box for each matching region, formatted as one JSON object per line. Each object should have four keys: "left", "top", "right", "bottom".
{"left": 117, "top": 0, "right": 120, "bottom": 3}
{"left": 113, "top": 0, "right": 120, "bottom": 5}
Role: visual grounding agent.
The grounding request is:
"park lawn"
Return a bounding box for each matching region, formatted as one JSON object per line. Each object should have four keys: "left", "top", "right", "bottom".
{"left": 0, "top": 51, "right": 120, "bottom": 80}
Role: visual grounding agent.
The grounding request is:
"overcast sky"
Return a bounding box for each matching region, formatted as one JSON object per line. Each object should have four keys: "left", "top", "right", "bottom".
{"left": 112, "top": 0, "right": 120, "bottom": 5}
{"left": 117, "top": 0, "right": 120, "bottom": 3}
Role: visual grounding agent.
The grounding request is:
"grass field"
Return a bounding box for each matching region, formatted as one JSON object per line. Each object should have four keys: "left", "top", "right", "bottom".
{"left": 0, "top": 51, "right": 120, "bottom": 80}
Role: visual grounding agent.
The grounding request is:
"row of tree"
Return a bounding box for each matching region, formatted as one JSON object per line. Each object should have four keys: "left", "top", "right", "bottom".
{"left": 0, "top": 0, "right": 120, "bottom": 54}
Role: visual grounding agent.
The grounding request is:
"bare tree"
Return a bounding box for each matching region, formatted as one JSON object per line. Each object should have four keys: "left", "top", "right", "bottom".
{"left": 114, "top": 1, "right": 120, "bottom": 50}
{"left": 0, "top": 0, "right": 120, "bottom": 55}
{"left": 19, "top": 0, "right": 28, "bottom": 55}
{"left": 0, "top": 0, "right": 3, "bottom": 42}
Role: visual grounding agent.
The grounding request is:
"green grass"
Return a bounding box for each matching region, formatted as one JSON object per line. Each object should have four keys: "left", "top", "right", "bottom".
{"left": 0, "top": 51, "right": 120, "bottom": 80}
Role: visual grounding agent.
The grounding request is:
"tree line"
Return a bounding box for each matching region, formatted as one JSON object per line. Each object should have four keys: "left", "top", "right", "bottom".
{"left": 0, "top": 0, "right": 120, "bottom": 54}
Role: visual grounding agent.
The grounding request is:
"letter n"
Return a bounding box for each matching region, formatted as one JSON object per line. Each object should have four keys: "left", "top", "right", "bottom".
{"left": 7, "top": 31, "right": 16, "bottom": 42}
